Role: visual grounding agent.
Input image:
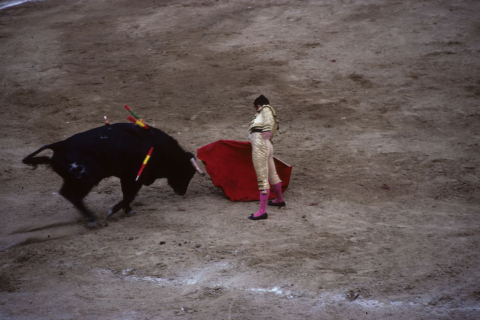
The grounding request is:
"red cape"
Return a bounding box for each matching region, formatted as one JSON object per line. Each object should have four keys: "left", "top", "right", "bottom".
{"left": 197, "top": 140, "right": 292, "bottom": 201}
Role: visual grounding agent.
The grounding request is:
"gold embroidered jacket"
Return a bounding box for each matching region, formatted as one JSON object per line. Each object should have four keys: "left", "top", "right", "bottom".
{"left": 248, "top": 105, "right": 279, "bottom": 137}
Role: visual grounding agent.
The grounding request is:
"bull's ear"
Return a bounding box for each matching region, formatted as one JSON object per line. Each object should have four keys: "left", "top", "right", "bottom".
{"left": 190, "top": 157, "right": 206, "bottom": 176}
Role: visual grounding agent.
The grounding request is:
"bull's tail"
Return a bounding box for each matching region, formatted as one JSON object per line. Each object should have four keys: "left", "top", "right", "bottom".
{"left": 22, "top": 143, "right": 59, "bottom": 168}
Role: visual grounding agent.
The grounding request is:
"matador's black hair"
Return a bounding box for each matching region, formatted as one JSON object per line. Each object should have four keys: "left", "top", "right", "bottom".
{"left": 254, "top": 95, "right": 270, "bottom": 107}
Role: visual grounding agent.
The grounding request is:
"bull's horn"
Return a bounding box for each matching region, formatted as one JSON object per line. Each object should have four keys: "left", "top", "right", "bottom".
{"left": 190, "top": 157, "right": 206, "bottom": 176}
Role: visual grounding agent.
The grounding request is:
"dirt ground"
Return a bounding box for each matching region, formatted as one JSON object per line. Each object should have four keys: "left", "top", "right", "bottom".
{"left": 1, "top": 0, "right": 479, "bottom": 319}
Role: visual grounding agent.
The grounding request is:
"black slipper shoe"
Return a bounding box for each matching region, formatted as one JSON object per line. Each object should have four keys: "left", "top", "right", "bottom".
{"left": 248, "top": 212, "right": 268, "bottom": 220}
{"left": 267, "top": 201, "right": 285, "bottom": 207}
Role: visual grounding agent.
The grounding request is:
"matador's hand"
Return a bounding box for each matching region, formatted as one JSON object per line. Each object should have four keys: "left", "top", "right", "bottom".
{"left": 262, "top": 132, "right": 271, "bottom": 140}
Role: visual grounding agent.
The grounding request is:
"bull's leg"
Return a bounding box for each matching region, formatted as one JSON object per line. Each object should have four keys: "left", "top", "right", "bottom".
{"left": 108, "top": 179, "right": 142, "bottom": 218}
{"left": 59, "top": 179, "right": 97, "bottom": 227}
{"left": 122, "top": 180, "right": 142, "bottom": 216}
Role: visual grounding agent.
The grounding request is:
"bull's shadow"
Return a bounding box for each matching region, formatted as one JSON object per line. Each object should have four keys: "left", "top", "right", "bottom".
{"left": 0, "top": 219, "right": 86, "bottom": 251}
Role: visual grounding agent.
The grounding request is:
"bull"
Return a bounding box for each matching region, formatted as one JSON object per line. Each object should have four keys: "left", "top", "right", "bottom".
{"left": 22, "top": 123, "right": 205, "bottom": 227}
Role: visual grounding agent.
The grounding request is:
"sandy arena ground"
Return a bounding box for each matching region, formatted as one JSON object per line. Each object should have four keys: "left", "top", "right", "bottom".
{"left": 1, "top": 0, "right": 480, "bottom": 319}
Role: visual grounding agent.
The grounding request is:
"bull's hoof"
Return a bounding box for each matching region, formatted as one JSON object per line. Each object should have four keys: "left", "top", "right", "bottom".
{"left": 107, "top": 204, "right": 123, "bottom": 218}
{"left": 86, "top": 220, "right": 98, "bottom": 228}
{"left": 125, "top": 210, "right": 137, "bottom": 216}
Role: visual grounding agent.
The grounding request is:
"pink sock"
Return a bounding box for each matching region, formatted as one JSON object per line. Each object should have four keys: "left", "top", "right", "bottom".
{"left": 271, "top": 182, "right": 284, "bottom": 203}
{"left": 254, "top": 190, "right": 270, "bottom": 217}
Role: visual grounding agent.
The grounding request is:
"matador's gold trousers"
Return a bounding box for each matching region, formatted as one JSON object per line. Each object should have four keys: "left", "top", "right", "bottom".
{"left": 250, "top": 132, "right": 282, "bottom": 193}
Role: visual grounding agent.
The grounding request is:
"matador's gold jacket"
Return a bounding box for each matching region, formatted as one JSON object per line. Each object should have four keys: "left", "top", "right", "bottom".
{"left": 248, "top": 105, "right": 279, "bottom": 139}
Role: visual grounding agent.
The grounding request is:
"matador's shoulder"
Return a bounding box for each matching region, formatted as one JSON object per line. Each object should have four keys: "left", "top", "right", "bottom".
{"left": 259, "top": 104, "right": 276, "bottom": 116}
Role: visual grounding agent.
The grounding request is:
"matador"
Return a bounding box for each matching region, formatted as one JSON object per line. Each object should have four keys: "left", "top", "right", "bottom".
{"left": 248, "top": 95, "right": 286, "bottom": 220}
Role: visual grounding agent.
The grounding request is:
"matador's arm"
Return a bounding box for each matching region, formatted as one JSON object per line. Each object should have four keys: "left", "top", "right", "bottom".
{"left": 261, "top": 107, "right": 275, "bottom": 140}
{"left": 260, "top": 107, "right": 275, "bottom": 133}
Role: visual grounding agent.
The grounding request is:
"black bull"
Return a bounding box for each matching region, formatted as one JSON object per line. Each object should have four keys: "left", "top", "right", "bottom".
{"left": 22, "top": 123, "right": 205, "bottom": 227}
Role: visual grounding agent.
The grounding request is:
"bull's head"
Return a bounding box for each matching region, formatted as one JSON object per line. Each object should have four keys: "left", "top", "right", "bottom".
{"left": 168, "top": 153, "right": 205, "bottom": 195}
